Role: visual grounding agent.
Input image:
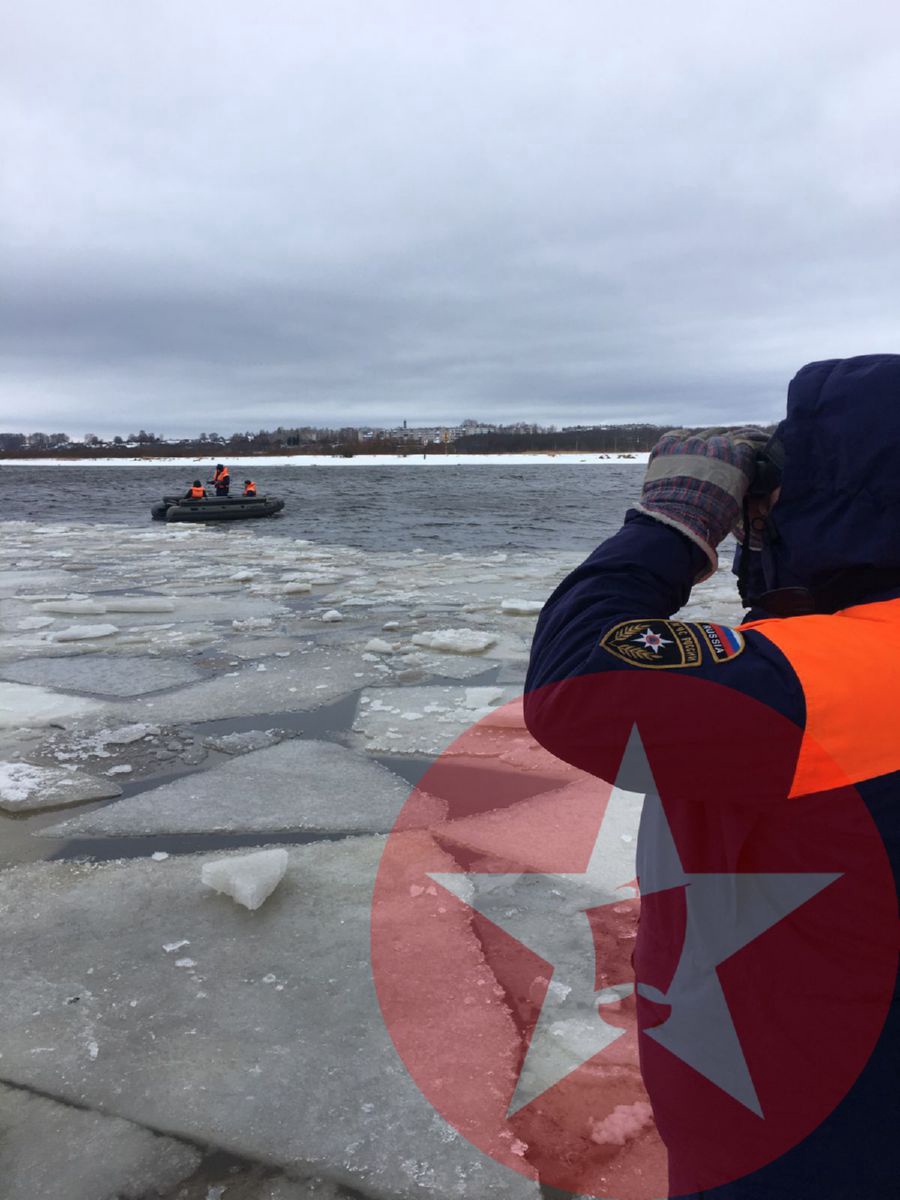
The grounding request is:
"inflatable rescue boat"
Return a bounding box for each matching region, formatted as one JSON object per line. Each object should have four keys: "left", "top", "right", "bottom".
{"left": 151, "top": 494, "right": 285, "bottom": 523}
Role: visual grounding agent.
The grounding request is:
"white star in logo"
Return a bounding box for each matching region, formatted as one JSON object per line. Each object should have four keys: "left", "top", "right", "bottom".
{"left": 634, "top": 628, "right": 673, "bottom": 654}
{"left": 430, "top": 725, "right": 841, "bottom": 1117}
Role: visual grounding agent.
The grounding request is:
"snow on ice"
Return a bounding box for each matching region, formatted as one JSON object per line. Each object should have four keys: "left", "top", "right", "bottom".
{"left": 0, "top": 761, "right": 122, "bottom": 812}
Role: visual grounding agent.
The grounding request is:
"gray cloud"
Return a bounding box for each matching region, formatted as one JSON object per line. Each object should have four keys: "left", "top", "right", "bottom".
{"left": 2, "top": 0, "right": 899, "bottom": 436}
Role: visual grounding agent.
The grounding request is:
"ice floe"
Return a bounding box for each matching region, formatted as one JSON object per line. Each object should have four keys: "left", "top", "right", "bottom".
{"left": 1, "top": 654, "right": 202, "bottom": 697}
{"left": 0, "top": 681, "right": 101, "bottom": 730}
{"left": 118, "top": 647, "right": 384, "bottom": 725}
{"left": 0, "top": 761, "right": 122, "bottom": 812}
{"left": 49, "top": 623, "right": 119, "bottom": 642}
{"left": 0, "top": 841, "right": 539, "bottom": 1200}
{"left": 40, "top": 739, "right": 427, "bottom": 837}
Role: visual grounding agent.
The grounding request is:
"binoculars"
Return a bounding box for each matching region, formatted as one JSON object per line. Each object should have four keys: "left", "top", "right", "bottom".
{"left": 748, "top": 427, "right": 785, "bottom": 497}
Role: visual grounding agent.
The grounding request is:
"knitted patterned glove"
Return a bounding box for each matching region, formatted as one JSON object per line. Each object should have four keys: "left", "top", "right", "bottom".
{"left": 633, "top": 427, "right": 769, "bottom": 582}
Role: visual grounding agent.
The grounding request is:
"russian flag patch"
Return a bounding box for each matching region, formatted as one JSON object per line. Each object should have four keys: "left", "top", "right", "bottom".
{"left": 696, "top": 622, "right": 745, "bottom": 663}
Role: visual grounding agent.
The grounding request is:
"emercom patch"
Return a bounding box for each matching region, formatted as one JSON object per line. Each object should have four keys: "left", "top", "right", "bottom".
{"left": 599, "top": 619, "right": 744, "bottom": 669}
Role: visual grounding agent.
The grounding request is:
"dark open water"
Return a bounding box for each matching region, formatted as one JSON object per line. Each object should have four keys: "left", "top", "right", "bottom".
{"left": 0, "top": 463, "right": 644, "bottom": 553}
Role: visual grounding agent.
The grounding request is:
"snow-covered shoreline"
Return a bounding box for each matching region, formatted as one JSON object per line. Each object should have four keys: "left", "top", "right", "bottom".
{"left": 0, "top": 451, "right": 651, "bottom": 468}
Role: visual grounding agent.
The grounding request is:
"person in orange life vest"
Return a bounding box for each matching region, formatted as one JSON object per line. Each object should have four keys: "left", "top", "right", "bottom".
{"left": 212, "top": 464, "right": 230, "bottom": 495}
{"left": 185, "top": 480, "right": 206, "bottom": 499}
{"left": 525, "top": 355, "right": 900, "bottom": 1198}
{"left": 243, "top": 479, "right": 256, "bottom": 497}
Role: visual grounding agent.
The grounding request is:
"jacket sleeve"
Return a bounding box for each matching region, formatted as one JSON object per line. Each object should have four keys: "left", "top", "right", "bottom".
{"left": 525, "top": 511, "right": 805, "bottom": 729}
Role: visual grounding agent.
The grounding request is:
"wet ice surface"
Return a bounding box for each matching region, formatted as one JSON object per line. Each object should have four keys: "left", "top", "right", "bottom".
{"left": 0, "top": 1081, "right": 201, "bottom": 1200}
{"left": 1, "top": 654, "right": 203, "bottom": 696}
{"left": 0, "top": 516, "right": 748, "bottom": 1197}
{"left": 40, "top": 740, "right": 423, "bottom": 836}
{"left": 0, "top": 841, "right": 539, "bottom": 1200}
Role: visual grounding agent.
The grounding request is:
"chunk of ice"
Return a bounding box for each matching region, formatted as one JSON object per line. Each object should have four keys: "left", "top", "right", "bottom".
{"left": 411, "top": 628, "right": 497, "bottom": 654}
{"left": 50, "top": 624, "right": 119, "bottom": 642}
{"left": 588, "top": 1100, "right": 655, "bottom": 1146}
{"left": 34, "top": 600, "right": 108, "bottom": 616}
{"left": 500, "top": 599, "right": 543, "bottom": 615}
{"left": 201, "top": 728, "right": 282, "bottom": 755}
{"left": 201, "top": 848, "right": 289, "bottom": 910}
{"left": 321, "top": 609, "right": 343, "bottom": 622}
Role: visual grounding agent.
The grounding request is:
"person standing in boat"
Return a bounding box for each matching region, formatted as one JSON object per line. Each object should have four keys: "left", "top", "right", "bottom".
{"left": 243, "top": 479, "right": 257, "bottom": 497}
{"left": 212, "top": 464, "right": 230, "bottom": 495}
{"left": 185, "top": 480, "right": 206, "bottom": 499}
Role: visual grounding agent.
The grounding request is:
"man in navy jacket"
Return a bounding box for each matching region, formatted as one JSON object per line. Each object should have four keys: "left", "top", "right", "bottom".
{"left": 526, "top": 356, "right": 899, "bottom": 1197}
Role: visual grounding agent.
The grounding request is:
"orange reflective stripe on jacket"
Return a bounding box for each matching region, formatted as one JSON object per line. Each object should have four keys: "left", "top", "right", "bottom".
{"left": 740, "top": 596, "right": 900, "bottom": 797}
{"left": 189, "top": 486, "right": 205, "bottom": 498}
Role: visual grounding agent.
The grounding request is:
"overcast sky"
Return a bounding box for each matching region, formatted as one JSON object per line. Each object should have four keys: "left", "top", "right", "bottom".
{"left": 2, "top": 1, "right": 899, "bottom": 437}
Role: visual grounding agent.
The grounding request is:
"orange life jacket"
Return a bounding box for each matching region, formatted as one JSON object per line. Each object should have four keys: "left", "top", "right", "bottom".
{"left": 243, "top": 481, "right": 257, "bottom": 496}
{"left": 214, "top": 466, "right": 229, "bottom": 482}
{"left": 740, "top": 595, "right": 900, "bottom": 796}
{"left": 189, "top": 485, "right": 205, "bottom": 499}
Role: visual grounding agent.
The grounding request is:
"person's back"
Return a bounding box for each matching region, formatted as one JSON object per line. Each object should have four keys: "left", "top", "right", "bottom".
{"left": 525, "top": 354, "right": 900, "bottom": 1198}
{"left": 185, "top": 480, "right": 206, "bottom": 499}
{"left": 243, "top": 479, "right": 256, "bottom": 497}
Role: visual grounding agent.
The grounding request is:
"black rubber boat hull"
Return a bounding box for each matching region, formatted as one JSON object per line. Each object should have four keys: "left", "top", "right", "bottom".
{"left": 151, "top": 496, "right": 285, "bottom": 522}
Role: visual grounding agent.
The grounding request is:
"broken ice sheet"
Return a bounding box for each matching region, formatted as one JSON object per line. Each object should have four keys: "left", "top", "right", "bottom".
{"left": 0, "top": 761, "right": 122, "bottom": 812}
{"left": 0, "top": 681, "right": 102, "bottom": 730}
{"left": 0, "top": 1082, "right": 201, "bottom": 1200}
{"left": 0, "top": 654, "right": 202, "bottom": 697}
{"left": 117, "top": 646, "right": 383, "bottom": 724}
{"left": 40, "top": 739, "right": 438, "bottom": 837}
{"left": 0, "top": 839, "right": 540, "bottom": 1200}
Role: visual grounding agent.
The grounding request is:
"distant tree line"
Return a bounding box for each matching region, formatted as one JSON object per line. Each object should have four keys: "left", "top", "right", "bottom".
{"left": 0, "top": 421, "right": 776, "bottom": 459}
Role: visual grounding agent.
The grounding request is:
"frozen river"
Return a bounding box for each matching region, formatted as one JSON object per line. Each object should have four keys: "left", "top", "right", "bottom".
{"left": 0, "top": 468, "right": 746, "bottom": 1200}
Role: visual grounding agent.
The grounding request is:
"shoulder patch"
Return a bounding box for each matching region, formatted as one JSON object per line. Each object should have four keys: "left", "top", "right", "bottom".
{"left": 694, "top": 621, "right": 745, "bottom": 663}
{"left": 599, "top": 619, "right": 744, "bottom": 669}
